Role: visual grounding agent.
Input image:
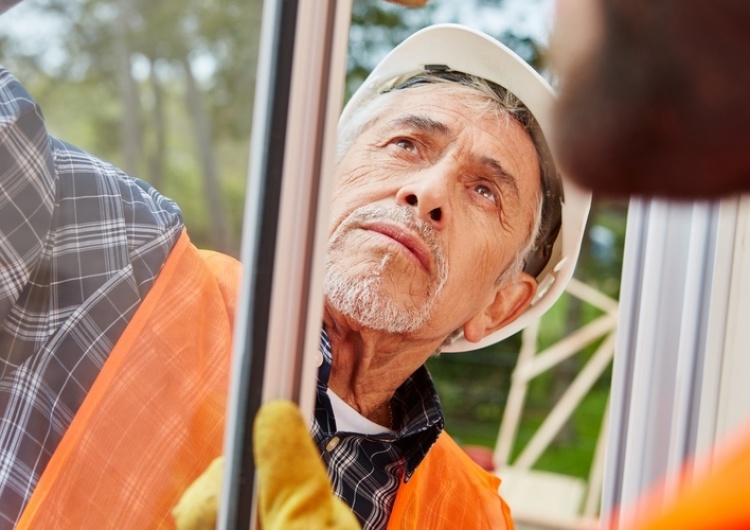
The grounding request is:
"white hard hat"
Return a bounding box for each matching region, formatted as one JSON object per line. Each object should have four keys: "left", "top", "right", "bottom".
{"left": 340, "top": 23, "right": 591, "bottom": 352}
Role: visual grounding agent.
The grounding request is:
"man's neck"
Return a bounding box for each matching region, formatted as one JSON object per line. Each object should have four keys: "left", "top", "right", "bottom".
{"left": 322, "top": 306, "right": 442, "bottom": 425}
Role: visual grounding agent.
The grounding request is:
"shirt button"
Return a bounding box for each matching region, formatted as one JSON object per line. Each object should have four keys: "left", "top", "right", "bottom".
{"left": 325, "top": 436, "right": 340, "bottom": 452}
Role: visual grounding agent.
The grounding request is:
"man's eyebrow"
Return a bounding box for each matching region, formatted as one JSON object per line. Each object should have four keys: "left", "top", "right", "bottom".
{"left": 387, "top": 114, "right": 451, "bottom": 136}
{"left": 372, "top": 113, "right": 522, "bottom": 199}
{"left": 479, "top": 156, "right": 520, "bottom": 201}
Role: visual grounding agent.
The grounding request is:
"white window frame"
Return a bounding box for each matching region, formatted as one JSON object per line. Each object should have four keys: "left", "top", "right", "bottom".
{"left": 602, "top": 194, "right": 750, "bottom": 526}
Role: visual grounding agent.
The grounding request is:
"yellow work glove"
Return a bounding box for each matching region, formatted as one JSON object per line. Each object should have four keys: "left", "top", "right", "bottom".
{"left": 172, "top": 400, "right": 361, "bottom": 530}
{"left": 255, "top": 400, "right": 361, "bottom": 530}
{"left": 172, "top": 456, "right": 223, "bottom": 530}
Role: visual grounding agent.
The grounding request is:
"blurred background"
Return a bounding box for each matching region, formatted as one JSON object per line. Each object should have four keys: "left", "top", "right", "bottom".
{"left": 0, "top": 1, "right": 626, "bottom": 526}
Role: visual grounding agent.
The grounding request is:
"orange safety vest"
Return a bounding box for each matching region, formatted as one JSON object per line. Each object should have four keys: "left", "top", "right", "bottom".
{"left": 17, "top": 231, "right": 239, "bottom": 529}
{"left": 389, "top": 432, "right": 514, "bottom": 530}
{"left": 17, "top": 230, "right": 515, "bottom": 529}
{"left": 616, "top": 424, "right": 750, "bottom": 530}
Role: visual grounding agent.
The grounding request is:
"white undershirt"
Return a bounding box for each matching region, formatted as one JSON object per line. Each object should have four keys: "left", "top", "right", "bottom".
{"left": 327, "top": 388, "right": 395, "bottom": 435}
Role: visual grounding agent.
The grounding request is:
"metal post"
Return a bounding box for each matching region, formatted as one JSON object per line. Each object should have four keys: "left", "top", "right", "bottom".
{"left": 600, "top": 197, "right": 721, "bottom": 526}
{"left": 217, "top": 0, "right": 353, "bottom": 528}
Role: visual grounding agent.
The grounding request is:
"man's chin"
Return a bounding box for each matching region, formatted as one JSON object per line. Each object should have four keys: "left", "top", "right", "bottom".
{"left": 323, "top": 279, "right": 430, "bottom": 335}
{"left": 330, "top": 296, "right": 426, "bottom": 335}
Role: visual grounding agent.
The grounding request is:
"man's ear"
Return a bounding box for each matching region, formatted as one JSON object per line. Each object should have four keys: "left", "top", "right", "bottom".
{"left": 462, "top": 272, "right": 537, "bottom": 343}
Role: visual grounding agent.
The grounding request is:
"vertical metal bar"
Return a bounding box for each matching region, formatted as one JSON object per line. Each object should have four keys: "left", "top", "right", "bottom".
{"left": 217, "top": 1, "right": 298, "bottom": 527}
{"left": 694, "top": 198, "right": 738, "bottom": 456}
{"left": 599, "top": 199, "right": 646, "bottom": 523}
{"left": 697, "top": 195, "right": 750, "bottom": 454}
{"left": 713, "top": 196, "right": 750, "bottom": 434}
{"left": 261, "top": 0, "right": 353, "bottom": 421}
{"left": 600, "top": 197, "right": 721, "bottom": 526}
{"left": 218, "top": 0, "right": 352, "bottom": 528}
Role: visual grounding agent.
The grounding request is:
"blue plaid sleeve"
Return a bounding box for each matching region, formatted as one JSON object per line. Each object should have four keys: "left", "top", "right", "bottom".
{"left": 0, "top": 67, "right": 55, "bottom": 326}
{"left": 0, "top": 66, "right": 185, "bottom": 527}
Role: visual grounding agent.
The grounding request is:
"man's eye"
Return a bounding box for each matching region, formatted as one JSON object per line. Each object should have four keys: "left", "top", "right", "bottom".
{"left": 475, "top": 184, "right": 497, "bottom": 204}
{"left": 394, "top": 138, "right": 416, "bottom": 152}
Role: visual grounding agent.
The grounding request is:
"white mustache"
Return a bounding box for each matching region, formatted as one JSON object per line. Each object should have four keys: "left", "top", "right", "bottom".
{"left": 336, "top": 205, "right": 445, "bottom": 269}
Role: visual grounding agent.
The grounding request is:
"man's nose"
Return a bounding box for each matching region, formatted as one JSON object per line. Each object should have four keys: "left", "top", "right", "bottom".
{"left": 395, "top": 168, "right": 452, "bottom": 229}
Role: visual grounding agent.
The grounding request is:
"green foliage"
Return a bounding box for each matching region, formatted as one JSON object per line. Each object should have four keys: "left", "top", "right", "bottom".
{"left": 579, "top": 198, "right": 629, "bottom": 298}
{"left": 509, "top": 388, "right": 609, "bottom": 478}
{"left": 426, "top": 340, "right": 520, "bottom": 429}
{"left": 0, "top": 0, "right": 261, "bottom": 254}
{"left": 347, "top": 0, "right": 426, "bottom": 98}
{"left": 426, "top": 232, "right": 623, "bottom": 480}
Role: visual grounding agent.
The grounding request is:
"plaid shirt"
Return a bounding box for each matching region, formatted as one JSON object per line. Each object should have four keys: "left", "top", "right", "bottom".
{"left": 313, "top": 330, "right": 445, "bottom": 530}
{"left": 0, "top": 68, "right": 183, "bottom": 526}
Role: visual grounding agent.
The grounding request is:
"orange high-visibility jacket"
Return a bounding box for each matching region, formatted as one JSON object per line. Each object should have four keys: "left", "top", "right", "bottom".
{"left": 17, "top": 231, "right": 514, "bottom": 529}
{"left": 617, "top": 425, "right": 750, "bottom": 530}
{"left": 388, "top": 433, "right": 513, "bottom": 530}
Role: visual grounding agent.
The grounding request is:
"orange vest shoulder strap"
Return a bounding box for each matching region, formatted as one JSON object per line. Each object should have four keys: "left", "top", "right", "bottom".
{"left": 18, "top": 231, "right": 240, "bottom": 529}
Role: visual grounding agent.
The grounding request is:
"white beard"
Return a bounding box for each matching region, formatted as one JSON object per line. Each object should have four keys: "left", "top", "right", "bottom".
{"left": 324, "top": 205, "right": 448, "bottom": 334}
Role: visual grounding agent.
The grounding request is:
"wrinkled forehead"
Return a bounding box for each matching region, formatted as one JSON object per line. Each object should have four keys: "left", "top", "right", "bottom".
{"left": 338, "top": 81, "right": 537, "bottom": 171}
{"left": 342, "top": 84, "right": 542, "bottom": 198}
{"left": 401, "top": 86, "right": 524, "bottom": 135}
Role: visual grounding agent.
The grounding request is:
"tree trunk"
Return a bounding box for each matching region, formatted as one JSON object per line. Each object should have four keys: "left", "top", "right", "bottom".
{"left": 147, "top": 56, "right": 167, "bottom": 190}
{"left": 181, "top": 54, "right": 231, "bottom": 253}
{"left": 114, "top": 0, "right": 141, "bottom": 175}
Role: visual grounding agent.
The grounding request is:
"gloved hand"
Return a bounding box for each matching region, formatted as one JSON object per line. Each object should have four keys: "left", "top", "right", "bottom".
{"left": 172, "top": 400, "right": 361, "bottom": 530}
{"left": 254, "top": 400, "right": 361, "bottom": 530}
{"left": 172, "top": 456, "right": 224, "bottom": 530}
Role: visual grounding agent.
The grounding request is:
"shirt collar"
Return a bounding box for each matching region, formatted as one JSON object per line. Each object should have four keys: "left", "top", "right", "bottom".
{"left": 317, "top": 328, "right": 445, "bottom": 479}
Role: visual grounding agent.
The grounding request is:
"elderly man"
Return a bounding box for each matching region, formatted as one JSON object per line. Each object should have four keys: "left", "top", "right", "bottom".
{"left": 1, "top": 22, "right": 589, "bottom": 530}
{"left": 306, "top": 24, "right": 593, "bottom": 530}
{"left": 194, "top": 24, "right": 588, "bottom": 530}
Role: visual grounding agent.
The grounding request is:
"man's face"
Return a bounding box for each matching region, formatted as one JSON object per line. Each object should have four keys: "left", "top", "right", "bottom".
{"left": 324, "top": 85, "right": 541, "bottom": 343}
